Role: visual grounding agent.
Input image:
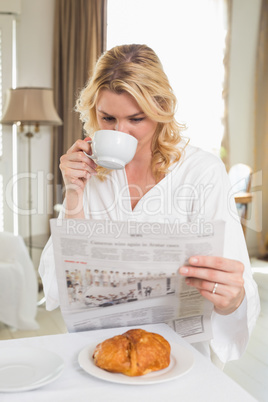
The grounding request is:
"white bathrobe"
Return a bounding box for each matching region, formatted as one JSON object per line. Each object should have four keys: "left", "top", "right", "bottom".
{"left": 39, "top": 143, "right": 260, "bottom": 363}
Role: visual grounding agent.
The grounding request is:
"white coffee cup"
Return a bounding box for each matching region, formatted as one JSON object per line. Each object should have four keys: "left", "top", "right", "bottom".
{"left": 83, "top": 130, "right": 138, "bottom": 169}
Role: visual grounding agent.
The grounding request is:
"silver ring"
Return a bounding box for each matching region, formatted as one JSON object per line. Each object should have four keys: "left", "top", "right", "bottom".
{"left": 212, "top": 283, "right": 218, "bottom": 294}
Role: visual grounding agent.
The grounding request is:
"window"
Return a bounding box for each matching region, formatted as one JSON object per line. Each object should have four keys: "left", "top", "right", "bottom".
{"left": 0, "top": 14, "right": 17, "bottom": 233}
{"left": 107, "top": 0, "right": 228, "bottom": 154}
{"left": 0, "top": 28, "right": 3, "bottom": 231}
{"left": 0, "top": 28, "right": 2, "bottom": 159}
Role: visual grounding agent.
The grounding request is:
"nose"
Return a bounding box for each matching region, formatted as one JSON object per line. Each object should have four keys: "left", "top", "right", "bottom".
{"left": 115, "top": 121, "right": 129, "bottom": 134}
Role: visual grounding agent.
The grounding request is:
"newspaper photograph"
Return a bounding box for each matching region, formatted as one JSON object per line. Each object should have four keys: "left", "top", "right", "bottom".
{"left": 50, "top": 218, "right": 225, "bottom": 343}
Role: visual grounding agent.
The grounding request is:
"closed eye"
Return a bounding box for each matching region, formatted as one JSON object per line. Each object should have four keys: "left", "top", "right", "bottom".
{"left": 102, "top": 116, "right": 115, "bottom": 122}
{"left": 130, "top": 117, "right": 145, "bottom": 123}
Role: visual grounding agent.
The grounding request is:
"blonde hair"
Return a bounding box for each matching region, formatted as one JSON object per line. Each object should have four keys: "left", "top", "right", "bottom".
{"left": 76, "top": 44, "right": 186, "bottom": 181}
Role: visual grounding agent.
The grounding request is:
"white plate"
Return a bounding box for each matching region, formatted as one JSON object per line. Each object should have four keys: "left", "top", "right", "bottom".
{"left": 78, "top": 342, "right": 194, "bottom": 385}
{"left": 0, "top": 347, "right": 64, "bottom": 392}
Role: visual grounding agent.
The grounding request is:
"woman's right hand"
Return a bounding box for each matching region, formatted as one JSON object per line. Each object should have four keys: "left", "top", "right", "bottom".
{"left": 59, "top": 137, "right": 97, "bottom": 194}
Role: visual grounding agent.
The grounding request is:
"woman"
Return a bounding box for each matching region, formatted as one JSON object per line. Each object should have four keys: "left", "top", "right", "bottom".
{"left": 39, "top": 44, "right": 259, "bottom": 364}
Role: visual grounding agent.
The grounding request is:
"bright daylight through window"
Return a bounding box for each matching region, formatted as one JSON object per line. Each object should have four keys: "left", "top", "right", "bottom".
{"left": 0, "top": 15, "right": 17, "bottom": 234}
{"left": 0, "top": 28, "right": 3, "bottom": 231}
{"left": 107, "top": 0, "right": 227, "bottom": 155}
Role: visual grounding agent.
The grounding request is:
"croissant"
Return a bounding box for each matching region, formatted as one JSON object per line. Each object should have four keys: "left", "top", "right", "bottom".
{"left": 92, "top": 328, "right": 171, "bottom": 376}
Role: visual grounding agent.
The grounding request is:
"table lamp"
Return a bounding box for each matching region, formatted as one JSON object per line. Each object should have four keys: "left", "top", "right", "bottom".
{"left": 0, "top": 87, "right": 62, "bottom": 258}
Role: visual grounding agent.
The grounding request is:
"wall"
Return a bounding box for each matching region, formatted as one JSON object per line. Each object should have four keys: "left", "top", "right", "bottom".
{"left": 229, "top": 0, "right": 261, "bottom": 166}
{"left": 14, "top": 0, "right": 262, "bottom": 258}
{"left": 229, "top": 0, "right": 262, "bottom": 255}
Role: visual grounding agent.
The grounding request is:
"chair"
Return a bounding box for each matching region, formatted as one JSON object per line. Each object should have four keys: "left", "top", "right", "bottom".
{"left": 0, "top": 232, "right": 39, "bottom": 330}
{"left": 228, "top": 163, "right": 253, "bottom": 236}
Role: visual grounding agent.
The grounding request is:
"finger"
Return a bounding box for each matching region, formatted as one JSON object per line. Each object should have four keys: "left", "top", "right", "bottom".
{"left": 61, "top": 160, "right": 97, "bottom": 174}
{"left": 185, "top": 272, "right": 244, "bottom": 304}
{"left": 67, "top": 139, "right": 92, "bottom": 155}
{"left": 64, "top": 150, "right": 96, "bottom": 166}
{"left": 185, "top": 278, "right": 230, "bottom": 309}
{"left": 65, "top": 168, "right": 95, "bottom": 180}
{"left": 179, "top": 265, "right": 243, "bottom": 288}
{"left": 202, "top": 286, "right": 245, "bottom": 315}
{"left": 60, "top": 153, "right": 97, "bottom": 171}
{"left": 188, "top": 256, "right": 244, "bottom": 274}
{"left": 60, "top": 166, "right": 96, "bottom": 181}
{"left": 186, "top": 277, "right": 224, "bottom": 295}
{"left": 179, "top": 265, "right": 222, "bottom": 283}
{"left": 200, "top": 290, "right": 223, "bottom": 306}
{"left": 184, "top": 277, "right": 226, "bottom": 308}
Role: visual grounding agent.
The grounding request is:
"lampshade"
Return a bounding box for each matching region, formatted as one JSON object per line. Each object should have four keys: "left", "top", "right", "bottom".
{"left": 0, "top": 87, "right": 62, "bottom": 126}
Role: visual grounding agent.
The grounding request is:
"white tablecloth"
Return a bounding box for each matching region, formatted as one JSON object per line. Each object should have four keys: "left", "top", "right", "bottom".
{"left": 0, "top": 232, "right": 38, "bottom": 330}
{"left": 0, "top": 323, "right": 257, "bottom": 402}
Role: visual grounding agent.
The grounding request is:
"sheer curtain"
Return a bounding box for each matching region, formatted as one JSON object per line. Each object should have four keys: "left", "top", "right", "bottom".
{"left": 254, "top": 0, "right": 268, "bottom": 256}
{"left": 107, "top": 0, "right": 231, "bottom": 159}
{"left": 52, "top": 0, "right": 107, "bottom": 209}
{"left": 221, "top": 0, "right": 232, "bottom": 171}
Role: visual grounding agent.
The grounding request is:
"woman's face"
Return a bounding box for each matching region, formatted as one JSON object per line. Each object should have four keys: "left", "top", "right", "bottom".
{"left": 96, "top": 89, "right": 158, "bottom": 152}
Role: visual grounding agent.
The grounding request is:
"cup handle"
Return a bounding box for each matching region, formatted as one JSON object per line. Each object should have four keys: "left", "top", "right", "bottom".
{"left": 83, "top": 140, "right": 95, "bottom": 160}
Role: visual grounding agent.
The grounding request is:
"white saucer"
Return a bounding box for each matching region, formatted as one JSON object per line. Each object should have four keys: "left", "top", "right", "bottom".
{"left": 78, "top": 341, "right": 194, "bottom": 385}
{"left": 0, "top": 347, "right": 64, "bottom": 392}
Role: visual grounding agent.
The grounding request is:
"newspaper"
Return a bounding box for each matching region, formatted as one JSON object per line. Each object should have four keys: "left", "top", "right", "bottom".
{"left": 50, "top": 218, "right": 225, "bottom": 343}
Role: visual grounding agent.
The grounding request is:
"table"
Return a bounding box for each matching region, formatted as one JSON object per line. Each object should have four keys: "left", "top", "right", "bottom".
{"left": 0, "top": 323, "right": 256, "bottom": 402}
{"left": 234, "top": 192, "right": 253, "bottom": 204}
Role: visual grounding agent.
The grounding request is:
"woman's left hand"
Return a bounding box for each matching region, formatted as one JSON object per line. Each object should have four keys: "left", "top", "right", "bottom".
{"left": 178, "top": 256, "right": 245, "bottom": 315}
